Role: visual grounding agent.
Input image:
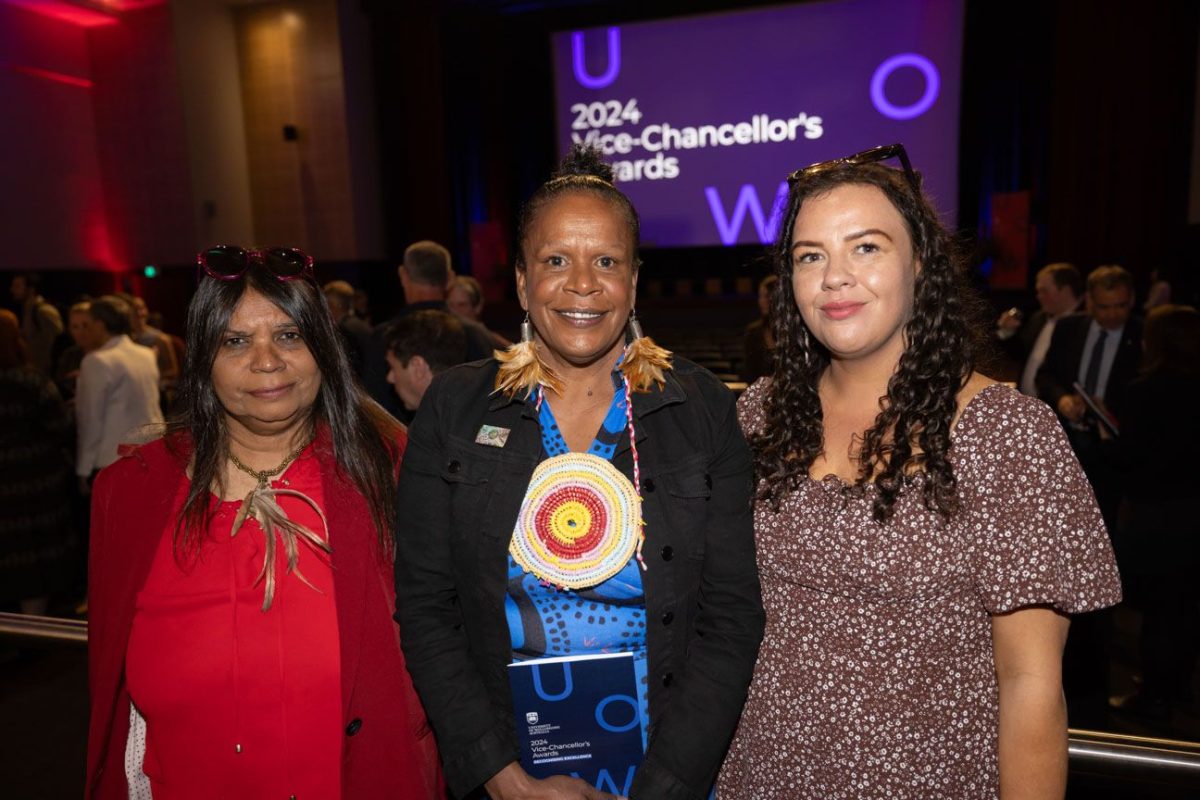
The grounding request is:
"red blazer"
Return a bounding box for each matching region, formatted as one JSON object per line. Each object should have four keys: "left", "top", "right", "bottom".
{"left": 85, "top": 431, "right": 443, "bottom": 799}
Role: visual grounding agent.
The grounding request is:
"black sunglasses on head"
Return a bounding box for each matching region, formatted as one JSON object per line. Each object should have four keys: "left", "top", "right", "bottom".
{"left": 195, "top": 245, "right": 315, "bottom": 283}
{"left": 786, "top": 143, "right": 920, "bottom": 195}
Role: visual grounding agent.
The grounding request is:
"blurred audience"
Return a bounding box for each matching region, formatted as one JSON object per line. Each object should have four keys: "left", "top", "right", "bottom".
{"left": 741, "top": 274, "right": 778, "bottom": 381}
{"left": 0, "top": 309, "right": 75, "bottom": 616}
{"left": 75, "top": 296, "right": 163, "bottom": 491}
{"left": 384, "top": 309, "right": 467, "bottom": 411}
{"left": 997, "top": 262, "right": 1084, "bottom": 395}
{"left": 447, "top": 274, "right": 512, "bottom": 348}
{"left": 1109, "top": 304, "right": 1200, "bottom": 721}
{"left": 323, "top": 279, "right": 372, "bottom": 378}
{"left": 363, "top": 241, "right": 495, "bottom": 419}
{"left": 9, "top": 271, "right": 63, "bottom": 377}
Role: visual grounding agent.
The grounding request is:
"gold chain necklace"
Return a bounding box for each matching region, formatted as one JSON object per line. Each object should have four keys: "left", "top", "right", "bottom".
{"left": 228, "top": 438, "right": 311, "bottom": 490}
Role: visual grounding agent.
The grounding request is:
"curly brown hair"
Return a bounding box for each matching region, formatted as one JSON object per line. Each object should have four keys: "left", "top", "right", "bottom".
{"left": 752, "top": 161, "right": 984, "bottom": 522}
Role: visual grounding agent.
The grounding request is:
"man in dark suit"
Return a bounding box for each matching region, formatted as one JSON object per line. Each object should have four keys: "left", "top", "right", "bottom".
{"left": 996, "top": 262, "right": 1085, "bottom": 395}
{"left": 1036, "top": 264, "right": 1142, "bottom": 464}
{"left": 1036, "top": 264, "right": 1140, "bottom": 724}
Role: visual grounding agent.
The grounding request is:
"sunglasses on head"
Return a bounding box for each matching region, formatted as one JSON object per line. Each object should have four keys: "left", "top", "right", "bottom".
{"left": 195, "top": 245, "right": 315, "bottom": 283}
{"left": 786, "top": 143, "right": 920, "bottom": 195}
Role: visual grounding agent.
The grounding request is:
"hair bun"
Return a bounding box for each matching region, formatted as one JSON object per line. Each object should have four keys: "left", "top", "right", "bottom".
{"left": 552, "top": 144, "right": 615, "bottom": 184}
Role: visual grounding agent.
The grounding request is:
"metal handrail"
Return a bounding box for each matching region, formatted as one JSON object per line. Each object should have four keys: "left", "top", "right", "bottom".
{"left": 2, "top": 613, "right": 1199, "bottom": 785}
{"left": 0, "top": 611, "right": 87, "bottom": 645}
{"left": 1068, "top": 728, "right": 1200, "bottom": 787}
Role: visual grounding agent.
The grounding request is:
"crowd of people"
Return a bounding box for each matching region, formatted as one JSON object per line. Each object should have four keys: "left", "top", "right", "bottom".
{"left": 0, "top": 141, "right": 1194, "bottom": 799}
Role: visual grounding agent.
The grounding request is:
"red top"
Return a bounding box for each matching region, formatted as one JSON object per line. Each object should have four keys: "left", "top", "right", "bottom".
{"left": 87, "top": 431, "right": 444, "bottom": 800}
{"left": 125, "top": 446, "right": 342, "bottom": 799}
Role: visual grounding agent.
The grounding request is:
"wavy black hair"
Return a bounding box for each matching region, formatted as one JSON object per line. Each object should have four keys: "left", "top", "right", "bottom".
{"left": 515, "top": 144, "right": 641, "bottom": 271}
{"left": 752, "top": 161, "right": 984, "bottom": 522}
{"left": 166, "top": 263, "right": 401, "bottom": 556}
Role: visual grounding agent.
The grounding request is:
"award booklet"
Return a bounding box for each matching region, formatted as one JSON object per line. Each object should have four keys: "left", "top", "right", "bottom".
{"left": 508, "top": 651, "right": 645, "bottom": 794}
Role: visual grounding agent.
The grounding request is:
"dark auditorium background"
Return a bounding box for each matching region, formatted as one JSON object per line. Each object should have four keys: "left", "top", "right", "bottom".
{"left": 2, "top": 0, "right": 1199, "bottom": 797}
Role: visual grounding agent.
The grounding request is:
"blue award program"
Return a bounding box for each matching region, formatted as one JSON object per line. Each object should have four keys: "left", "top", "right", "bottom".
{"left": 508, "top": 652, "right": 645, "bottom": 795}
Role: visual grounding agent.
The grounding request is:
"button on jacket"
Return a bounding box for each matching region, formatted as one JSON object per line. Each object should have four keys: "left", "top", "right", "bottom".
{"left": 394, "top": 357, "right": 765, "bottom": 800}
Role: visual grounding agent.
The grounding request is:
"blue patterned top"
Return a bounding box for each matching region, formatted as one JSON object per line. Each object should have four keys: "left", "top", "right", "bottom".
{"left": 506, "top": 365, "right": 650, "bottom": 748}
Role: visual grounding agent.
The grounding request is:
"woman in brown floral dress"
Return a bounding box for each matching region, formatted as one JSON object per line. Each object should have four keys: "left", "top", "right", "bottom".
{"left": 716, "top": 145, "right": 1122, "bottom": 799}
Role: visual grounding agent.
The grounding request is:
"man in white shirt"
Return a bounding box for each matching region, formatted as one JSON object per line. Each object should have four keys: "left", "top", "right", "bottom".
{"left": 75, "top": 296, "right": 164, "bottom": 489}
{"left": 996, "top": 262, "right": 1084, "bottom": 395}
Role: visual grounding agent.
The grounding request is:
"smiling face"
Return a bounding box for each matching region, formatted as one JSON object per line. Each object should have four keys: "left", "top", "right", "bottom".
{"left": 210, "top": 287, "right": 321, "bottom": 436}
{"left": 516, "top": 191, "right": 637, "bottom": 373}
{"left": 789, "top": 183, "right": 918, "bottom": 365}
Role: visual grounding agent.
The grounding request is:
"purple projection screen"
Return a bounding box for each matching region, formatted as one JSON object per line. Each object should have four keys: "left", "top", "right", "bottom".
{"left": 552, "top": 0, "right": 964, "bottom": 247}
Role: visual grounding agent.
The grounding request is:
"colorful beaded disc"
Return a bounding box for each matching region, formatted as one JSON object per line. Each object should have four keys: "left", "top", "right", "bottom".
{"left": 509, "top": 452, "right": 641, "bottom": 590}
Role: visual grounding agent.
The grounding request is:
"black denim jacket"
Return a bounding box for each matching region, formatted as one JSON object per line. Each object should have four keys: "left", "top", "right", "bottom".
{"left": 394, "top": 358, "right": 764, "bottom": 800}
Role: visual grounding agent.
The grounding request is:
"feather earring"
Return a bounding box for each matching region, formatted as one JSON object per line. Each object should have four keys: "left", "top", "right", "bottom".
{"left": 494, "top": 315, "right": 564, "bottom": 398}
{"left": 621, "top": 311, "right": 673, "bottom": 393}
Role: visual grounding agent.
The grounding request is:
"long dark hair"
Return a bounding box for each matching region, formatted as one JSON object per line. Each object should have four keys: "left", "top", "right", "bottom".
{"left": 167, "top": 263, "right": 400, "bottom": 555}
{"left": 753, "top": 162, "right": 984, "bottom": 522}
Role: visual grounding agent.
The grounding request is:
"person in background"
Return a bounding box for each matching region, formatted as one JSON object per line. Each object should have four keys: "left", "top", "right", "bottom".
{"left": 448, "top": 274, "right": 512, "bottom": 348}
{"left": 384, "top": 309, "right": 467, "bottom": 412}
{"left": 740, "top": 274, "right": 778, "bottom": 381}
{"left": 1035, "top": 264, "right": 1142, "bottom": 525}
{"left": 324, "top": 279, "right": 372, "bottom": 378}
{"left": 74, "top": 296, "right": 163, "bottom": 491}
{"left": 995, "top": 262, "right": 1084, "bottom": 395}
{"left": 363, "top": 241, "right": 495, "bottom": 419}
{"left": 1109, "top": 304, "right": 1200, "bottom": 722}
{"left": 121, "top": 293, "right": 180, "bottom": 397}
{"left": 85, "top": 246, "right": 443, "bottom": 799}
{"left": 0, "top": 309, "right": 74, "bottom": 617}
{"left": 54, "top": 300, "right": 96, "bottom": 404}
{"left": 352, "top": 287, "right": 373, "bottom": 325}
{"left": 718, "top": 144, "right": 1120, "bottom": 799}
{"left": 1142, "top": 266, "right": 1173, "bottom": 312}
{"left": 395, "top": 147, "right": 763, "bottom": 800}
{"left": 9, "top": 271, "right": 63, "bottom": 377}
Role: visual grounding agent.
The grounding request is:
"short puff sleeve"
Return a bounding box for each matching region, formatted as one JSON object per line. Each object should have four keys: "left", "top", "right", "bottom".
{"left": 958, "top": 387, "right": 1122, "bottom": 615}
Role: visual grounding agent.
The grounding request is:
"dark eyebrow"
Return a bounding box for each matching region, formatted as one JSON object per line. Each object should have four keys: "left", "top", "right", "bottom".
{"left": 846, "top": 228, "right": 893, "bottom": 242}
{"left": 222, "top": 323, "right": 298, "bottom": 336}
{"left": 791, "top": 240, "right": 823, "bottom": 251}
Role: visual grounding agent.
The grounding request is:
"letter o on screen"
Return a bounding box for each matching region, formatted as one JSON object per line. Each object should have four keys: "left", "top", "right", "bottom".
{"left": 870, "top": 53, "right": 940, "bottom": 121}
{"left": 594, "top": 694, "right": 640, "bottom": 733}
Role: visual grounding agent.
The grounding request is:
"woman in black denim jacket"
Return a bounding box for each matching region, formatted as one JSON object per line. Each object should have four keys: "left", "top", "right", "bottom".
{"left": 394, "top": 149, "right": 764, "bottom": 800}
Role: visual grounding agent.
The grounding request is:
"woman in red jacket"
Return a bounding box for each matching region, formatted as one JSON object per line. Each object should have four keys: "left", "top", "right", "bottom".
{"left": 86, "top": 247, "right": 442, "bottom": 799}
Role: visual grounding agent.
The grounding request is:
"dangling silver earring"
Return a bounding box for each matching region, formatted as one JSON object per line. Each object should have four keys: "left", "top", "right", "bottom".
{"left": 626, "top": 311, "right": 645, "bottom": 341}
{"left": 799, "top": 325, "right": 813, "bottom": 368}
{"left": 519, "top": 313, "right": 534, "bottom": 343}
{"left": 620, "top": 308, "right": 673, "bottom": 393}
{"left": 494, "top": 313, "right": 562, "bottom": 397}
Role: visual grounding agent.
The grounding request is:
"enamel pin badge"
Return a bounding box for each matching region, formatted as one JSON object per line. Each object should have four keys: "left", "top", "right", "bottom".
{"left": 475, "top": 425, "right": 510, "bottom": 448}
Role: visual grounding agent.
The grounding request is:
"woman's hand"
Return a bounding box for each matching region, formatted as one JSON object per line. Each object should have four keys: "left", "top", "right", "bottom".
{"left": 484, "top": 762, "right": 624, "bottom": 800}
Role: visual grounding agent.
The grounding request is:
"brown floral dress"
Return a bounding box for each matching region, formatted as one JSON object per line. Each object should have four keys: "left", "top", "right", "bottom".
{"left": 717, "top": 381, "right": 1121, "bottom": 799}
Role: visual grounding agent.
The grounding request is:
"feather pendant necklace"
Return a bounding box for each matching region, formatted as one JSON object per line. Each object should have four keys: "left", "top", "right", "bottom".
{"left": 228, "top": 439, "right": 331, "bottom": 611}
